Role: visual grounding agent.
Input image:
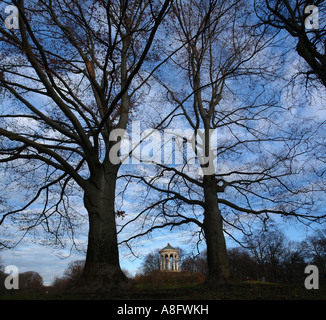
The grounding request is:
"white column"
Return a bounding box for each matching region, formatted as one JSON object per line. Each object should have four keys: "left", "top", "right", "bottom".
{"left": 173, "top": 254, "right": 176, "bottom": 270}
{"left": 168, "top": 253, "right": 171, "bottom": 270}
{"left": 176, "top": 254, "right": 179, "bottom": 271}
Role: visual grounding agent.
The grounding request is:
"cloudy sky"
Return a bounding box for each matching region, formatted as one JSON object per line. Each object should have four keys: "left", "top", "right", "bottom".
{"left": 0, "top": 230, "right": 197, "bottom": 285}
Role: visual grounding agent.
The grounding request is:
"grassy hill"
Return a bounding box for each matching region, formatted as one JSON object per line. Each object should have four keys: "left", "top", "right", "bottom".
{"left": 1, "top": 271, "right": 325, "bottom": 300}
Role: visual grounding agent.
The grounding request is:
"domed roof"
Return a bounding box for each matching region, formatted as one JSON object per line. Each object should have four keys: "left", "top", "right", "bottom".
{"left": 160, "top": 243, "right": 177, "bottom": 252}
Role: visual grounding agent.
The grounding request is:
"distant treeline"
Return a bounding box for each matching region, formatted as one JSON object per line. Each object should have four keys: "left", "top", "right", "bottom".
{"left": 0, "top": 269, "right": 43, "bottom": 295}
{"left": 140, "top": 227, "right": 326, "bottom": 284}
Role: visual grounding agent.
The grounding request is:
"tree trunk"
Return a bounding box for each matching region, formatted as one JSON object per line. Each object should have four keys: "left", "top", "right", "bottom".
{"left": 80, "top": 163, "right": 129, "bottom": 292}
{"left": 296, "top": 38, "right": 326, "bottom": 88}
{"left": 78, "top": 29, "right": 131, "bottom": 293}
{"left": 203, "top": 175, "right": 230, "bottom": 284}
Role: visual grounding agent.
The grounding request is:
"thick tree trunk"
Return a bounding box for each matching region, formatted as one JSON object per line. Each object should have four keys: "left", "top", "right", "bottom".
{"left": 79, "top": 32, "right": 131, "bottom": 293}
{"left": 203, "top": 175, "right": 230, "bottom": 284}
{"left": 296, "top": 38, "right": 326, "bottom": 88}
{"left": 80, "top": 163, "right": 129, "bottom": 292}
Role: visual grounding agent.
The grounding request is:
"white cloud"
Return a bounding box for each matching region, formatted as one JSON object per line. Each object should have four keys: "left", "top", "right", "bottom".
{"left": 1, "top": 242, "right": 84, "bottom": 285}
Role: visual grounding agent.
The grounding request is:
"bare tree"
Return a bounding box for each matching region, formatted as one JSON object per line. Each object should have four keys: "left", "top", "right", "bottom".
{"left": 140, "top": 249, "right": 161, "bottom": 275}
{"left": 244, "top": 227, "right": 287, "bottom": 281}
{"left": 181, "top": 250, "right": 207, "bottom": 275}
{"left": 19, "top": 271, "right": 43, "bottom": 291}
{"left": 254, "top": 0, "right": 326, "bottom": 194}
{"left": 254, "top": 0, "right": 326, "bottom": 87}
{"left": 120, "top": 0, "right": 326, "bottom": 284}
{"left": 304, "top": 228, "right": 326, "bottom": 276}
{"left": 64, "top": 259, "right": 85, "bottom": 284}
{"left": 0, "top": 0, "right": 172, "bottom": 291}
{"left": 228, "top": 247, "right": 257, "bottom": 281}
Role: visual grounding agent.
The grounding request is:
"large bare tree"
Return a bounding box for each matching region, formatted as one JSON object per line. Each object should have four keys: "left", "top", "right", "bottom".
{"left": 119, "top": 0, "right": 326, "bottom": 284}
{"left": 254, "top": 0, "right": 326, "bottom": 87}
{"left": 0, "top": 0, "right": 171, "bottom": 291}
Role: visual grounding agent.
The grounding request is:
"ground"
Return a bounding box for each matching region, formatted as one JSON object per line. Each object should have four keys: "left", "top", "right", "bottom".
{"left": 1, "top": 282, "right": 325, "bottom": 300}
{"left": 1, "top": 274, "right": 325, "bottom": 300}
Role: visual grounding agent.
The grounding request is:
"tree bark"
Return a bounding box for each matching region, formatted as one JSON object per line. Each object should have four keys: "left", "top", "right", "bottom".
{"left": 80, "top": 162, "right": 129, "bottom": 292}
{"left": 296, "top": 37, "right": 326, "bottom": 88}
{"left": 203, "top": 175, "right": 230, "bottom": 284}
{"left": 79, "top": 20, "right": 132, "bottom": 293}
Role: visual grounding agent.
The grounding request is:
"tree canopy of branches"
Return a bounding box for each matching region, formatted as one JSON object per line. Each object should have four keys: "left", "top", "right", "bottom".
{"left": 255, "top": 0, "right": 326, "bottom": 87}
{"left": 119, "top": 0, "right": 326, "bottom": 284}
{"left": 0, "top": 0, "right": 172, "bottom": 292}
